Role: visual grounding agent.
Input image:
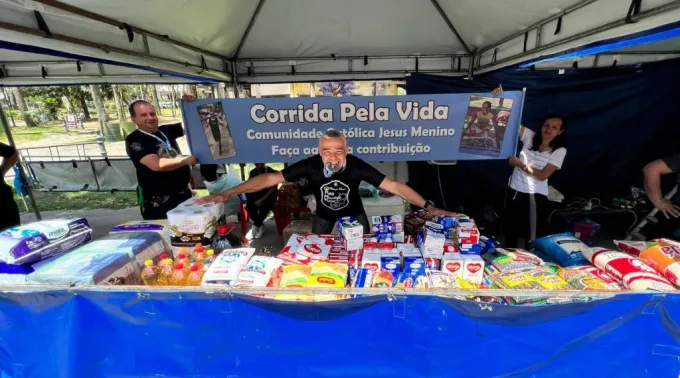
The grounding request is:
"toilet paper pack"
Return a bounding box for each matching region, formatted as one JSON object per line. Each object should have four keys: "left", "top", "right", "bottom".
{"left": 168, "top": 197, "right": 225, "bottom": 248}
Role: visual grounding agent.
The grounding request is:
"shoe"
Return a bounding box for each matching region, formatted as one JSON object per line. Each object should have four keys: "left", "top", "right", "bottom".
{"left": 246, "top": 226, "right": 258, "bottom": 240}
{"left": 254, "top": 224, "right": 265, "bottom": 239}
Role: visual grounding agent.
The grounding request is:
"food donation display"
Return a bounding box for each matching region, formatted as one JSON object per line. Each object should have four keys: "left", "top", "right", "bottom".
{"left": 1, "top": 198, "right": 679, "bottom": 305}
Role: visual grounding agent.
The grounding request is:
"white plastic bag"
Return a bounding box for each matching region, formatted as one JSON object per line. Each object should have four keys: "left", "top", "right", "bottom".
{"left": 204, "top": 171, "right": 243, "bottom": 216}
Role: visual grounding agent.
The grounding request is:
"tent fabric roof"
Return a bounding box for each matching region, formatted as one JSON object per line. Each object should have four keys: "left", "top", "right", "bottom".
{"left": 1, "top": 0, "right": 680, "bottom": 85}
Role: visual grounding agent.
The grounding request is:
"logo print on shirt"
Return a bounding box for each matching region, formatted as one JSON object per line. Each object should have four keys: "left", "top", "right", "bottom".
{"left": 320, "top": 180, "right": 350, "bottom": 211}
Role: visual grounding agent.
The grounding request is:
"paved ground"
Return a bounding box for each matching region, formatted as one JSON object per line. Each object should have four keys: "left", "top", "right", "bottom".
{"left": 20, "top": 207, "right": 285, "bottom": 251}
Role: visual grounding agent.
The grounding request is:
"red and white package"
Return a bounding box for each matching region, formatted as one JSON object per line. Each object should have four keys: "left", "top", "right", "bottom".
{"left": 441, "top": 253, "right": 463, "bottom": 279}
{"left": 575, "top": 266, "right": 624, "bottom": 290}
{"left": 583, "top": 248, "right": 675, "bottom": 291}
{"left": 614, "top": 240, "right": 653, "bottom": 257}
{"left": 361, "top": 250, "right": 381, "bottom": 272}
{"left": 443, "top": 239, "right": 459, "bottom": 254}
{"left": 297, "top": 240, "right": 331, "bottom": 261}
{"left": 364, "top": 237, "right": 378, "bottom": 250}
{"left": 277, "top": 234, "right": 312, "bottom": 264}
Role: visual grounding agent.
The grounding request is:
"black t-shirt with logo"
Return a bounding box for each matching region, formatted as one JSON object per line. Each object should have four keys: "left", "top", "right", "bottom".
{"left": 125, "top": 123, "right": 190, "bottom": 197}
{"left": 282, "top": 154, "right": 386, "bottom": 220}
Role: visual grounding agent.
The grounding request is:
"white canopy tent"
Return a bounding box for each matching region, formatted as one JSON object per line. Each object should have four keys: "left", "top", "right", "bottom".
{"left": 0, "top": 0, "right": 679, "bottom": 85}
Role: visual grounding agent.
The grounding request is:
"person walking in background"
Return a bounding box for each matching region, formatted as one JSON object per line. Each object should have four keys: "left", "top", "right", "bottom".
{"left": 504, "top": 113, "right": 568, "bottom": 247}
{"left": 245, "top": 163, "right": 279, "bottom": 239}
{"left": 0, "top": 142, "right": 20, "bottom": 230}
{"left": 208, "top": 113, "right": 222, "bottom": 155}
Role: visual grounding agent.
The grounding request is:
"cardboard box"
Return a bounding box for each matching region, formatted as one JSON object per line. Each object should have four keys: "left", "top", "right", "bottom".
{"left": 462, "top": 254, "right": 484, "bottom": 285}
{"left": 441, "top": 253, "right": 463, "bottom": 278}
{"left": 381, "top": 248, "right": 401, "bottom": 277}
{"left": 361, "top": 250, "right": 381, "bottom": 272}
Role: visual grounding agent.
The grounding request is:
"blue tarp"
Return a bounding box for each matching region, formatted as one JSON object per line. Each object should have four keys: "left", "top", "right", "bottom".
{"left": 406, "top": 58, "right": 680, "bottom": 216}
{"left": 1, "top": 289, "right": 680, "bottom": 377}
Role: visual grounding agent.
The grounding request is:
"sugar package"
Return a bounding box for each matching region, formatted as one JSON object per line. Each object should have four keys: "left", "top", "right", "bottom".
{"left": 202, "top": 248, "right": 256, "bottom": 286}
{"left": 462, "top": 254, "right": 484, "bottom": 285}
{"left": 582, "top": 248, "right": 675, "bottom": 291}
{"left": 234, "top": 256, "right": 284, "bottom": 287}
{"left": 0, "top": 218, "right": 92, "bottom": 265}
{"left": 167, "top": 197, "right": 225, "bottom": 247}
{"left": 531, "top": 233, "right": 590, "bottom": 267}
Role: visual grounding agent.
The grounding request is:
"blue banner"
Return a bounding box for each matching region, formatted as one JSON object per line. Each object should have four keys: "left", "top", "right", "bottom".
{"left": 181, "top": 91, "right": 525, "bottom": 164}
{"left": 1, "top": 290, "right": 679, "bottom": 378}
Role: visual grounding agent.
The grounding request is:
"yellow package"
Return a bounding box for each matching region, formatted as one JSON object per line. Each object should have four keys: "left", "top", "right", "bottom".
{"left": 307, "top": 262, "right": 348, "bottom": 288}
{"left": 558, "top": 269, "right": 610, "bottom": 291}
{"left": 528, "top": 270, "right": 571, "bottom": 290}
{"left": 276, "top": 265, "right": 313, "bottom": 301}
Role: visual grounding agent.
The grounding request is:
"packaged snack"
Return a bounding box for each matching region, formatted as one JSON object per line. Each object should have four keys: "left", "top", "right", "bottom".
{"left": 234, "top": 256, "right": 284, "bottom": 287}
{"left": 527, "top": 270, "right": 571, "bottom": 290}
{"left": 202, "top": 248, "right": 256, "bottom": 286}
{"left": 531, "top": 233, "right": 590, "bottom": 267}
{"left": 582, "top": 248, "right": 675, "bottom": 291}
{"left": 614, "top": 240, "right": 655, "bottom": 257}
{"left": 496, "top": 248, "right": 544, "bottom": 265}
{"left": 480, "top": 236, "right": 498, "bottom": 254}
{"left": 441, "top": 253, "right": 463, "bottom": 278}
{"left": 575, "top": 266, "right": 624, "bottom": 290}
{"left": 488, "top": 272, "right": 547, "bottom": 304}
{"left": 483, "top": 252, "right": 537, "bottom": 273}
{"left": 558, "top": 268, "right": 611, "bottom": 291}
{"left": 372, "top": 269, "right": 395, "bottom": 288}
{"left": 427, "top": 270, "right": 459, "bottom": 289}
{"left": 639, "top": 239, "right": 680, "bottom": 286}
{"left": 308, "top": 262, "right": 348, "bottom": 288}
{"left": 279, "top": 265, "right": 312, "bottom": 288}
{"left": 462, "top": 254, "right": 484, "bottom": 285}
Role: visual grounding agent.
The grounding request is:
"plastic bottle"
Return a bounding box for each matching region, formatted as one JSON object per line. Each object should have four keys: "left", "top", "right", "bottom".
{"left": 176, "top": 253, "right": 190, "bottom": 268}
{"left": 194, "top": 247, "right": 206, "bottom": 267}
{"left": 158, "top": 258, "right": 175, "bottom": 285}
{"left": 212, "top": 225, "right": 232, "bottom": 254}
{"left": 193, "top": 243, "right": 205, "bottom": 258}
{"left": 186, "top": 264, "right": 203, "bottom": 286}
{"left": 203, "top": 249, "right": 216, "bottom": 271}
{"left": 141, "top": 260, "right": 160, "bottom": 285}
{"left": 171, "top": 263, "right": 187, "bottom": 285}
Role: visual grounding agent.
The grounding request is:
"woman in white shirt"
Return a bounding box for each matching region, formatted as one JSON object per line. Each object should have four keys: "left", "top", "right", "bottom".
{"left": 504, "top": 113, "right": 568, "bottom": 247}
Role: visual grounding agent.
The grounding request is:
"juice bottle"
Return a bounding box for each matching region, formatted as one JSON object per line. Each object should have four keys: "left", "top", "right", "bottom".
{"left": 158, "top": 258, "right": 175, "bottom": 285}
{"left": 171, "top": 262, "right": 187, "bottom": 285}
{"left": 203, "top": 249, "right": 216, "bottom": 271}
{"left": 187, "top": 264, "right": 203, "bottom": 286}
{"left": 141, "top": 260, "right": 160, "bottom": 285}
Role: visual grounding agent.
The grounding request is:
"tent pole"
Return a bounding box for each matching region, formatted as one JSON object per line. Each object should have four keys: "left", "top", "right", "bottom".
{"left": 467, "top": 55, "right": 474, "bottom": 80}
{"left": 0, "top": 97, "right": 41, "bottom": 220}
{"left": 429, "top": 0, "right": 471, "bottom": 55}
{"left": 231, "top": 62, "right": 239, "bottom": 98}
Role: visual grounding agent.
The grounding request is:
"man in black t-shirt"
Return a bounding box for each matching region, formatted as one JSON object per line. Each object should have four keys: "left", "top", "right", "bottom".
{"left": 125, "top": 100, "right": 198, "bottom": 220}
{"left": 198, "top": 130, "right": 453, "bottom": 234}
{"left": 246, "top": 163, "right": 279, "bottom": 239}
{"left": 208, "top": 115, "right": 222, "bottom": 155}
{"left": 0, "top": 142, "right": 20, "bottom": 231}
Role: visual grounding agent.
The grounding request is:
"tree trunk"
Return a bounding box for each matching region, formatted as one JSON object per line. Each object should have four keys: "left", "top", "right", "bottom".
{"left": 76, "top": 93, "right": 92, "bottom": 121}
{"left": 112, "top": 85, "right": 126, "bottom": 121}
{"left": 170, "top": 85, "right": 177, "bottom": 117}
{"left": 11, "top": 87, "right": 37, "bottom": 127}
{"left": 89, "top": 84, "right": 108, "bottom": 133}
{"left": 149, "top": 84, "right": 161, "bottom": 114}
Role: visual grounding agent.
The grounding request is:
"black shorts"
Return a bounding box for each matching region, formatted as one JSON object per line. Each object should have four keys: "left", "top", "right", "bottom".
{"left": 312, "top": 213, "right": 370, "bottom": 235}
{"left": 141, "top": 188, "right": 192, "bottom": 220}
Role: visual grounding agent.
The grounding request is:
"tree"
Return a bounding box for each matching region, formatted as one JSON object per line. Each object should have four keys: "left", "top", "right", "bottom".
{"left": 11, "top": 87, "right": 37, "bottom": 127}
{"left": 24, "top": 86, "right": 63, "bottom": 119}
{"left": 89, "top": 85, "right": 108, "bottom": 130}
{"left": 148, "top": 84, "right": 161, "bottom": 114}
{"left": 112, "top": 85, "right": 126, "bottom": 121}
{"left": 69, "top": 87, "right": 92, "bottom": 120}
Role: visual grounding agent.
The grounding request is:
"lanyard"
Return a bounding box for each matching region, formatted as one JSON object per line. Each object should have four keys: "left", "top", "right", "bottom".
{"left": 138, "top": 129, "right": 172, "bottom": 149}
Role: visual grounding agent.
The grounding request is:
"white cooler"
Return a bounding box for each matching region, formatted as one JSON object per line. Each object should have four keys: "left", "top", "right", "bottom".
{"left": 363, "top": 196, "right": 406, "bottom": 225}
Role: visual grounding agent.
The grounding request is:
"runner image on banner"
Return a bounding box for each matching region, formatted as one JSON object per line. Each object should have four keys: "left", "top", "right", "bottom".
{"left": 197, "top": 102, "right": 237, "bottom": 159}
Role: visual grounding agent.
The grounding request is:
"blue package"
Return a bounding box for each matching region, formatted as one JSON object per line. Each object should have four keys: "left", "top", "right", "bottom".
{"left": 480, "top": 236, "right": 497, "bottom": 254}
{"left": 372, "top": 223, "right": 395, "bottom": 234}
{"left": 459, "top": 243, "right": 482, "bottom": 254}
{"left": 425, "top": 221, "right": 444, "bottom": 234}
{"left": 436, "top": 216, "right": 457, "bottom": 229}
{"left": 392, "top": 273, "right": 417, "bottom": 288}
{"left": 353, "top": 268, "right": 374, "bottom": 288}
{"left": 530, "top": 233, "right": 589, "bottom": 267}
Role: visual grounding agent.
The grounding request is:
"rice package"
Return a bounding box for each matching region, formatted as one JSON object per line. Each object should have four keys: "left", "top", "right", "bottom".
{"left": 531, "top": 233, "right": 589, "bottom": 267}
{"left": 582, "top": 248, "right": 675, "bottom": 291}
{"left": 637, "top": 239, "right": 680, "bottom": 287}
{"left": 202, "top": 248, "right": 256, "bottom": 286}
{"left": 575, "top": 266, "right": 624, "bottom": 290}
{"left": 234, "top": 256, "right": 283, "bottom": 287}
{"left": 0, "top": 218, "right": 92, "bottom": 265}
{"left": 307, "top": 262, "right": 348, "bottom": 288}
{"left": 27, "top": 232, "right": 163, "bottom": 286}
{"left": 614, "top": 240, "right": 655, "bottom": 257}
{"left": 558, "top": 268, "right": 612, "bottom": 291}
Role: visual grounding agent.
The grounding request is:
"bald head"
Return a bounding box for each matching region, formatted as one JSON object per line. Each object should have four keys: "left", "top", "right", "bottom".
{"left": 319, "top": 129, "right": 347, "bottom": 167}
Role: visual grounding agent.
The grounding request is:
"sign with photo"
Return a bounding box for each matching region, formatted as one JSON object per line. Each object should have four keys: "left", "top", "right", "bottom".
{"left": 180, "top": 91, "right": 525, "bottom": 164}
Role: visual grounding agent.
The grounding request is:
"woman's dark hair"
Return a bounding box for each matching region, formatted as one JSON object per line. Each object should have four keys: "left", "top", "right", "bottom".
{"left": 530, "top": 113, "right": 568, "bottom": 153}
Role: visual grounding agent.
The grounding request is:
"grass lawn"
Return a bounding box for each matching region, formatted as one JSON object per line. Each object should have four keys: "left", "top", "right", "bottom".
{"left": 0, "top": 124, "right": 69, "bottom": 144}
{"left": 13, "top": 188, "right": 211, "bottom": 212}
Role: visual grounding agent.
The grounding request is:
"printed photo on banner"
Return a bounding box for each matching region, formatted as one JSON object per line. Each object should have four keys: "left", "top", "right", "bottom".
{"left": 197, "top": 102, "right": 237, "bottom": 159}
{"left": 459, "top": 95, "right": 514, "bottom": 157}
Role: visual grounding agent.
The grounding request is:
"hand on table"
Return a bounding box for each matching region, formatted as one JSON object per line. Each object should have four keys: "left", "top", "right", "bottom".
{"left": 653, "top": 199, "right": 680, "bottom": 219}
{"left": 426, "top": 205, "right": 457, "bottom": 217}
{"left": 196, "top": 191, "right": 231, "bottom": 204}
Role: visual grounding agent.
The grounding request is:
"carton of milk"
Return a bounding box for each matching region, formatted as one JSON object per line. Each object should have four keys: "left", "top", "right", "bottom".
{"left": 381, "top": 248, "right": 401, "bottom": 277}
{"left": 441, "top": 253, "right": 463, "bottom": 279}
{"left": 422, "top": 231, "right": 445, "bottom": 258}
{"left": 462, "top": 254, "right": 484, "bottom": 285}
{"left": 402, "top": 246, "right": 425, "bottom": 276}
{"left": 361, "top": 250, "right": 382, "bottom": 273}
{"left": 372, "top": 215, "right": 404, "bottom": 233}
